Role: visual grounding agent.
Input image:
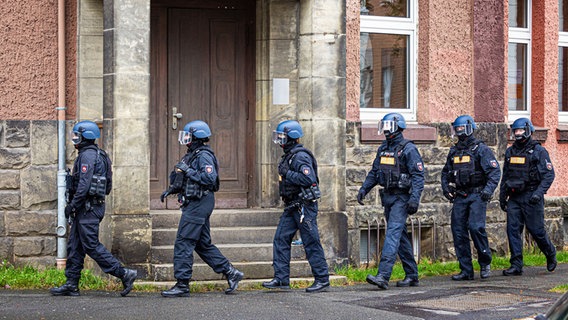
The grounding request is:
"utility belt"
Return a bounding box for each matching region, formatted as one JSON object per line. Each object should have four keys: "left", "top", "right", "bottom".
{"left": 455, "top": 186, "right": 484, "bottom": 197}
{"left": 283, "top": 184, "right": 321, "bottom": 207}
{"left": 383, "top": 187, "right": 410, "bottom": 195}
{"left": 85, "top": 196, "right": 105, "bottom": 212}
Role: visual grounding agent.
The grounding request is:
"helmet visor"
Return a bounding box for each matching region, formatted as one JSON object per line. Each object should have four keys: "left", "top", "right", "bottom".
{"left": 451, "top": 124, "right": 473, "bottom": 137}
{"left": 512, "top": 128, "right": 528, "bottom": 140}
{"left": 272, "top": 131, "right": 288, "bottom": 145}
{"left": 178, "top": 130, "right": 192, "bottom": 145}
{"left": 378, "top": 120, "right": 398, "bottom": 135}
{"left": 72, "top": 132, "right": 82, "bottom": 145}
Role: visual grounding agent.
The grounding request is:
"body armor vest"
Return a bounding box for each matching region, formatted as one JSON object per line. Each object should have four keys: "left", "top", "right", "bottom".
{"left": 505, "top": 142, "right": 540, "bottom": 193}
{"left": 279, "top": 147, "right": 319, "bottom": 200}
{"left": 449, "top": 142, "right": 486, "bottom": 189}
{"left": 176, "top": 146, "right": 220, "bottom": 199}
{"left": 377, "top": 140, "right": 412, "bottom": 190}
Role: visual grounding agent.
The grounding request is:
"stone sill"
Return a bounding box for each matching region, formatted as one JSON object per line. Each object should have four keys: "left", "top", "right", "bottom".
{"left": 360, "top": 123, "right": 437, "bottom": 144}
{"left": 557, "top": 125, "right": 568, "bottom": 142}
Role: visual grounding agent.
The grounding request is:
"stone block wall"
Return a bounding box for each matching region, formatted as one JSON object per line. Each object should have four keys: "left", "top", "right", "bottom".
{"left": 0, "top": 120, "right": 60, "bottom": 268}
{"left": 345, "top": 121, "right": 567, "bottom": 266}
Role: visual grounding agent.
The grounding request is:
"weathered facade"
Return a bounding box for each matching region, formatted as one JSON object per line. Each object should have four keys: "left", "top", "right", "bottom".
{"left": 1, "top": 0, "right": 568, "bottom": 278}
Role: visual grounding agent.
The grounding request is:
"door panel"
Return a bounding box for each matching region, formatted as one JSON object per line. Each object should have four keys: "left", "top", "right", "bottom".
{"left": 150, "top": 6, "right": 251, "bottom": 209}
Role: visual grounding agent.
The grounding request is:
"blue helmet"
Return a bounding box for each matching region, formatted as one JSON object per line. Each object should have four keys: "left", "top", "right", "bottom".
{"left": 272, "top": 120, "right": 303, "bottom": 145}
{"left": 511, "top": 117, "right": 534, "bottom": 140}
{"left": 178, "top": 120, "right": 211, "bottom": 145}
{"left": 378, "top": 112, "right": 406, "bottom": 135}
{"left": 72, "top": 120, "right": 100, "bottom": 145}
{"left": 452, "top": 115, "right": 476, "bottom": 137}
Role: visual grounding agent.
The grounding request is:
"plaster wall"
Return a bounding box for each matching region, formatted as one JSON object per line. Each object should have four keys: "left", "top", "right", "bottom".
{"left": 0, "top": 0, "right": 77, "bottom": 120}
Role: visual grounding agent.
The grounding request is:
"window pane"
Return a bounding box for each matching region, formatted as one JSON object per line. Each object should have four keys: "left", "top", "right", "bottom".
{"left": 509, "top": 0, "right": 527, "bottom": 28}
{"left": 561, "top": 0, "right": 568, "bottom": 31}
{"left": 508, "top": 43, "right": 527, "bottom": 111}
{"left": 559, "top": 47, "right": 568, "bottom": 111}
{"left": 361, "top": 0, "right": 408, "bottom": 18}
{"left": 360, "top": 33, "right": 408, "bottom": 109}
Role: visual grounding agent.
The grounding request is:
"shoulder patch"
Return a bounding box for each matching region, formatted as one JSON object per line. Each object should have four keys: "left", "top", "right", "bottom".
{"left": 303, "top": 168, "right": 310, "bottom": 175}
{"left": 546, "top": 161, "right": 553, "bottom": 171}
{"left": 81, "top": 164, "right": 88, "bottom": 173}
{"left": 416, "top": 162, "right": 424, "bottom": 172}
{"left": 490, "top": 160, "right": 498, "bottom": 168}
{"left": 205, "top": 165, "right": 214, "bottom": 174}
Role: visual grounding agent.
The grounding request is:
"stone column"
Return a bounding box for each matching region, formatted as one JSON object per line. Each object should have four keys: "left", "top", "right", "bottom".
{"left": 103, "top": 0, "right": 151, "bottom": 269}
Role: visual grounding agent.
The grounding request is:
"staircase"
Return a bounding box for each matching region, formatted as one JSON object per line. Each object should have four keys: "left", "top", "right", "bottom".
{"left": 149, "top": 208, "right": 314, "bottom": 282}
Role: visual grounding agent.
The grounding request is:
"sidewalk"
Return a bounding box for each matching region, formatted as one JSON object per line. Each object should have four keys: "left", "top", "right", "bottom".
{"left": 0, "top": 264, "right": 565, "bottom": 320}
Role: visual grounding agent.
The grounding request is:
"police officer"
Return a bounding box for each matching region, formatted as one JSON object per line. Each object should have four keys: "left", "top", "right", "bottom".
{"left": 359, "top": 113, "right": 425, "bottom": 290}
{"left": 160, "top": 120, "right": 244, "bottom": 297}
{"left": 262, "top": 120, "right": 330, "bottom": 293}
{"left": 441, "top": 115, "right": 500, "bottom": 281}
{"left": 50, "top": 120, "right": 137, "bottom": 297}
{"left": 499, "top": 118, "right": 556, "bottom": 276}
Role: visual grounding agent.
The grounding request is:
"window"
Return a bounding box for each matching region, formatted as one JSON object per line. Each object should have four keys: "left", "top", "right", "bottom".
{"left": 360, "top": 0, "right": 417, "bottom": 124}
{"left": 508, "top": 0, "right": 531, "bottom": 122}
{"left": 559, "top": 0, "right": 568, "bottom": 122}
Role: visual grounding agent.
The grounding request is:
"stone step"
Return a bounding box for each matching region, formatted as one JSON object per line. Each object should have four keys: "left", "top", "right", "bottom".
{"left": 151, "top": 243, "right": 306, "bottom": 264}
{"left": 152, "top": 226, "right": 278, "bottom": 246}
{"left": 150, "top": 260, "right": 314, "bottom": 281}
{"left": 150, "top": 209, "right": 282, "bottom": 228}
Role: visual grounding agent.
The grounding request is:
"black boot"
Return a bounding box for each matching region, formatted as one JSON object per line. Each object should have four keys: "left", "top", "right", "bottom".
{"left": 480, "top": 265, "right": 491, "bottom": 279}
{"left": 366, "top": 274, "right": 388, "bottom": 290}
{"left": 262, "top": 278, "right": 290, "bottom": 289}
{"left": 50, "top": 279, "right": 80, "bottom": 296}
{"left": 396, "top": 277, "right": 419, "bottom": 287}
{"left": 502, "top": 267, "right": 523, "bottom": 276}
{"left": 305, "top": 280, "right": 330, "bottom": 293}
{"left": 161, "top": 280, "right": 190, "bottom": 297}
{"left": 451, "top": 272, "right": 474, "bottom": 281}
{"left": 224, "top": 265, "right": 244, "bottom": 294}
{"left": 547, "top": 255, "right": 557, "bottom": 272}
{"left": 120, "top": 268, "right": 138, "bottom": 297}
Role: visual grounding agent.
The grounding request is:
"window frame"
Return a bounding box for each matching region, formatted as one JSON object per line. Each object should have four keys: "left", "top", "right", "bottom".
{"left": 559, "top": 27, "right": 568, "bottom": 122}
{"left": 507, "top": 0, "right": 532, "bottom": 123}
{"left": 359, "top": 1, "right": 418, "bottom": 124}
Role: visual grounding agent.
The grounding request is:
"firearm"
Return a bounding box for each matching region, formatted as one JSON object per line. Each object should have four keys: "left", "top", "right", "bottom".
{"left": 65, "top": 168, "right": 73, "bottom": 204}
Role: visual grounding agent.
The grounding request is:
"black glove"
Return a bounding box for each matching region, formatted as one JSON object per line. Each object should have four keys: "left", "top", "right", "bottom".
{"left": 499, "top": 198, "right": 508, "bottom": 211}
{"left": 160, "top": 190, "right": 171, "bottom": 203}
{"left": 64, "top": 205, "right": 75, "bottom": 220}
{"left": 529, "top": 193, "right": 542, "bottom": 204}
{"left": 175, "top": 162, "right": 190, "bottom": 173}
{"left": 480, "top": 191, "right": 492, "bottom": 202}
{"left": 357, "top": 189, "right": 366, "bottom": 205}
{"left": 406, "top": 202, "right": 419, "bottom": 215}
{"left": 443, "top": 186, "right": 456, "bottom": 202}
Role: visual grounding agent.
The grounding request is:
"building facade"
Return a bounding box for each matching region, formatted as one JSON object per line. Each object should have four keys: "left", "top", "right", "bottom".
{"left": 0, "top": 0, "right": 567, "bottom": 277}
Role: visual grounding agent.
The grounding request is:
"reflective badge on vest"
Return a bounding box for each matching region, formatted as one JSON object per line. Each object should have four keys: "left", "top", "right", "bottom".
{"left": 510, "top": 156, "right": 526, "bottom": 164}
{"left": 453, "top": 155, "right": 471, "bottom": 164}
{"left": 380, "top": 157, "right": 395, "bottom": 165}
{"left": 81, "top": 164, "right": 88, "bottom": 173}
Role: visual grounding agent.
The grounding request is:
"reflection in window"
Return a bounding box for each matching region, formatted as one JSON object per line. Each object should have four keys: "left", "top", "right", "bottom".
{"left": 560, "top": 47, "right": 568, "bottom": 111}
{"left": 508, "top": 43, "right": 527, "bottom": 111}
{"left": 509, "top": 0, "right": 527, "bottom": 28}
{"left": 360, "top": 33, "right": 408, "bottom": 109}
{"left": 361, "top": 0, "right": 408, "bottom": 18}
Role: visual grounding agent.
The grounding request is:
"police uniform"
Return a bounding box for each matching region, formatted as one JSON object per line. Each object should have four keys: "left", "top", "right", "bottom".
{"left": 500, "top": 138, "right": 556, "bottom": 273}
{"left": 66, "top": 144, "right": 126, "bottom": 281}
{"left": 441, "top": 135, "right": 501, "bottom": 278}
{"left": 361, "top": 133, "right": 425, "bottom": 283}
{"left": 272, "top": 144, "right": 329, "bottom": 286}
{"left": 171, "top": 144, "right": 232, "bottom": 281}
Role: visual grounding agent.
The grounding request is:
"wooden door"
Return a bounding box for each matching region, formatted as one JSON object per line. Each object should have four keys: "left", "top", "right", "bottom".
{"left": 150, "top": 4, "right": 254, "bottom": 209}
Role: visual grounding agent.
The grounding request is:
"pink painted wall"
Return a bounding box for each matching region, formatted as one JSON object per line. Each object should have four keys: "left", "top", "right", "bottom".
{"left": 0, "top": 0, "right": 76, "bottom": 120}
{"left": 345, "top": 0, "right": 360, "bottom": 122}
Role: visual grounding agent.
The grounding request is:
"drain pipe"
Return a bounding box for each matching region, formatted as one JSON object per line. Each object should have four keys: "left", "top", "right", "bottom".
{"left": 55, "top": 0, "right": 68, "bottom": 270}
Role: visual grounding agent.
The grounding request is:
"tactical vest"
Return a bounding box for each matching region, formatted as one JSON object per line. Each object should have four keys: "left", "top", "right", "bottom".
{"left": 279, "top": 147, "right": 319, "bottom": 200}
{"left": 376, "top": 140, "right": 412, "bottom": 190}
{"left": 505, "top": 141, "right": 541, "bottom": 193}
{"left": 176, "top": 146, "right": 220, "bottom": 199}
{"left": 449, "top": 142, "right": 486, "bottom": 189}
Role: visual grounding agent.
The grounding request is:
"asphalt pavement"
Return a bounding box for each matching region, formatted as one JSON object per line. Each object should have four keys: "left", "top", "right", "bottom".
{"left": 1, "top": 264, "right": 566, "bottom": 320}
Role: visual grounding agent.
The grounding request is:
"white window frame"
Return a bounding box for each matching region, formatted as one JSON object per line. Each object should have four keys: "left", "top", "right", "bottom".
{"left": 359, "top": 1, "right": 418, "bottom": 124}
{"left": 559, "top": 26, "right": 568, "bottom": 122}
{"left": 507, "top": 0, "right": 532, "bottom": 124}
